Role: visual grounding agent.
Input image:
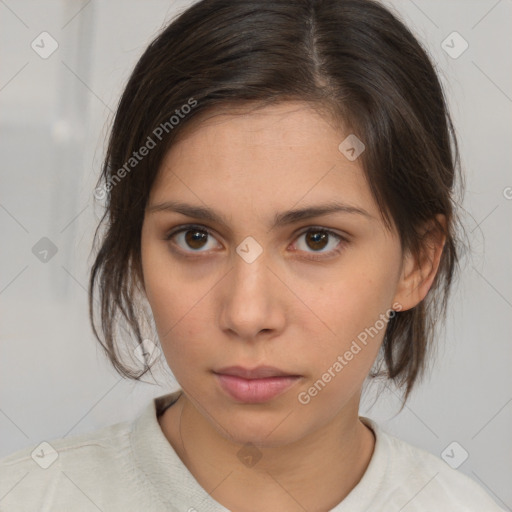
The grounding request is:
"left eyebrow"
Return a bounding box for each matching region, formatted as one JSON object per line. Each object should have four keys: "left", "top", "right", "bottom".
{"left": 146, "top": 200, "right": 373, "bottom": 230}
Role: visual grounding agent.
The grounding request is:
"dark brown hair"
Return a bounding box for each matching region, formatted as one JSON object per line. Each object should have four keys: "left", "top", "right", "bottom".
{"left": 89, "top": 0, "right": 463, "bottom": 404}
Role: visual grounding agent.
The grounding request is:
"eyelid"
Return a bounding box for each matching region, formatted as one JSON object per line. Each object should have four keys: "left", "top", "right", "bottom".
{"left": 165, "top": 223, "right": 349, "bottom": 259}
{"left": 165, "top": 223, "right": 217, "bottom": 242}
{"left": 291, "top": 226, "right": 348, "bottom": 260}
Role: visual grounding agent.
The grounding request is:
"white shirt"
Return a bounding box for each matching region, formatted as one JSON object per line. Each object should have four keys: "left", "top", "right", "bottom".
{"left": 0, "top": 390, "right": 505, "bottom": 511}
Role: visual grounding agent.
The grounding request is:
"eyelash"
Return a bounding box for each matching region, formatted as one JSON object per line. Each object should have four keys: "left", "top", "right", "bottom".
{"left": 164, "top": 223, "right": 348, "bottom": 261}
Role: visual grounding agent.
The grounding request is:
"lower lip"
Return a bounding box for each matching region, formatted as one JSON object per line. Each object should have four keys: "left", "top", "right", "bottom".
{"left": 215, "top": 373, "right": 301, "bottom": 403}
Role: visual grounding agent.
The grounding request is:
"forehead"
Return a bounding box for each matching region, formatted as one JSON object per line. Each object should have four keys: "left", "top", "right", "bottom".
{"left": 157, "top": 102, "right": 357, "bottom": 177}
{"left": 149, "top": 101, "right": 380, "bottom": 223}
{"left": 170, "top": 101, "right": 345, "bottom": 152}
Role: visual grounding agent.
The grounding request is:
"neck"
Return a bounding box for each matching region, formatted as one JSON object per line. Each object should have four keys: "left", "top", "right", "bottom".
{"left": 159, "top": 392, "right": 375, "bottom": 512}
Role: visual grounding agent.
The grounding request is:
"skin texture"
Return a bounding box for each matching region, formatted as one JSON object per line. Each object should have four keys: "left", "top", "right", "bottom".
{"left": 140, "top": 102, "right": 445, "bottom": 511}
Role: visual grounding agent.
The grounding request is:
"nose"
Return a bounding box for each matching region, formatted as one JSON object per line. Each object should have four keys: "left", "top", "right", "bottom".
{"left": 218, "top": 247, "right": 286, "bottom": 342}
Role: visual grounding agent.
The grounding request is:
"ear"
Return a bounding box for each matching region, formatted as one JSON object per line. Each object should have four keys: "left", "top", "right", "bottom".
{"left": 392, "top": 214, "right": 446, "bottom": 311}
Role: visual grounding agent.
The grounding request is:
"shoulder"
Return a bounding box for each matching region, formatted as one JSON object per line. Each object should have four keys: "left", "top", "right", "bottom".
{"left": 0, "top": 418, "right": 131, "bottom": 468}
{"left": 0, "top": 419, "right": 136, "bottom": 509}
{"left": 363, "top": 417, "right": 506, "bottom": 511}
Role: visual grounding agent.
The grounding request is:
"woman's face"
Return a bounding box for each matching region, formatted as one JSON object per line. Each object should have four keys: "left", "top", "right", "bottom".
{"left": 141, "top": 102, "right": 412, "bottom": 446}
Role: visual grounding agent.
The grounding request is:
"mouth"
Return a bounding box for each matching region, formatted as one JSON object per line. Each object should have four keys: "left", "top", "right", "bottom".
{"left": 213, "top": 366, "right": 302, "bottom": 403}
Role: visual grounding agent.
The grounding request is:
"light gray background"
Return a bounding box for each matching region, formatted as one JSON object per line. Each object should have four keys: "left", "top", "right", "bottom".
{"left": 1, "top": 0, "right": 511, "bottom": 509}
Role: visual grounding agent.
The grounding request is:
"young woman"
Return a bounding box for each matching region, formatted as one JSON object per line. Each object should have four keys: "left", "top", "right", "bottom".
{"left": 0, "top": 0, "right": 506, "bottom": 510}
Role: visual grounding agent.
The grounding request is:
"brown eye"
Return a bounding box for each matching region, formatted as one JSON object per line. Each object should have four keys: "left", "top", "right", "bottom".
{"left": 293, "top": 228, "right": 347, "bottom": 260}
{"left": 166, "top": 224, "right": 221, "bottom": 253}
{"left": 304, "top": 230, "right": 329, "bottom": 251}
{"left": 184, "top": 229, "right": 208, "bottom": 250}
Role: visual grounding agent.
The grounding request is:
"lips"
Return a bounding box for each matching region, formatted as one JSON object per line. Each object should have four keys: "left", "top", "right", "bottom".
{"left": 213, "top": 366, "right": 302, "bottom": 403}
{"left": 215, "top": 365, "right": 298, "bottom": 379}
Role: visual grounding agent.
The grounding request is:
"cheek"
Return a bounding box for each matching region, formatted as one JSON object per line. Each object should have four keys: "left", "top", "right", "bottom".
{"left": 292, "top": 252, "right": 399, "bottom": 383}
{"left": 142, "top": 263, "right": 215, "bottom": 383}
{"left": 292, "top": 288, "right": 390, "bottom": 415}
{"left": 141, "top": 231, "right": 199, "bottom": 335}
{"left": 144, "top": 276, "right": 199, "bottom": 347}
{"left": 306, "top": 262, "right": 397, "bottom": 343}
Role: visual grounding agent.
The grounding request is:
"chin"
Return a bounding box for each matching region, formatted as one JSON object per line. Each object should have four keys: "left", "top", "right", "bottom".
{"left": 208, "top": 402, "right": 309, "bottom": 448}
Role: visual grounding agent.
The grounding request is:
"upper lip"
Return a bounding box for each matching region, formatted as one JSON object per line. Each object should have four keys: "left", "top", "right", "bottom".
{"left": 214, "top": 365, "right": 300, "bottom": 379}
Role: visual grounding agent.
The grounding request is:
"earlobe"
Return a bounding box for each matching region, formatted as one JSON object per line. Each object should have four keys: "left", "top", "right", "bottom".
{"left": 393, "top": 215, "right": 447, "bottom": 311}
